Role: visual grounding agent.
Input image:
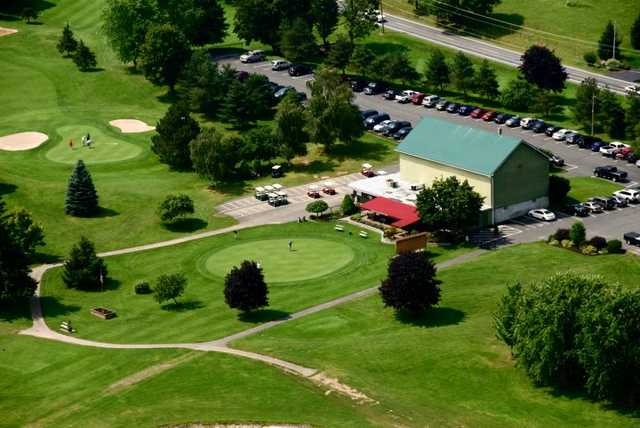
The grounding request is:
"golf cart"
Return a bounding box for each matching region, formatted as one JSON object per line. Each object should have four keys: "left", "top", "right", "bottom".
{"left": 307, "top": 185, "right": 321, "bottom": 198}
{"left": 322, "top": 181, "right": 336, "bottom": 195}
{"left": 272, "top": 165, "right": 283, "bottom": 178}
{"left": 268, "top": 191, "right": 288, "bottom": 207}
{"left": 272, "top": 183, "right": 283, "bottom": 192}
{"left": 361, "top": 163, "right": 376, "bottom": 177}
{"left": 254, "top": 186, "right": 267, "bottom": 200}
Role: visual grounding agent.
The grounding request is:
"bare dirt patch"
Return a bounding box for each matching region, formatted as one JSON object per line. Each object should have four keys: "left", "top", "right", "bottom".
{"left": 0, "top": 27, "right": 18, "bottom": 37}
{"left": 168, "top": 425, "right": 311, "bottom": 428}
{"left": 0, "top": 132, "right": 48, "bottom": 151}
{"left": 109, "top": 119, "right": 155, "bottom": 133}
{"left": 310, "top": 372, "right": 378, "bottom": 404}
{"left": 108, "top": 353, "right": 199, "bottom": 393}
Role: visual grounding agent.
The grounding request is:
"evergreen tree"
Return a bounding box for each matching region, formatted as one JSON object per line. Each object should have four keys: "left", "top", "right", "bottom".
{"left": 425, "top": 49, "right": 450, "bottom": 92}
{"left": 62, "top": 236, "right": 108, "bottom": 291}
{"left": 280, "top": 18, "right": 317, "bottom": 63}
{"left": 224, "top": 260, "right": 269, "bottom": 313}
{"left": 500, "top": 78, "right": 535, "bottom": 111}
{"left": 21, "top": 6, "right": 37, "bottom": 23}
{"left": 598, "top": 21, "right": 622, "bottom": 60}
{"left": 57, "top": 23, "right": 78, "bottom": 56}
{"left": 474, "top": 59, "right": 500, "bottom": 99}
{"left": 341, "top": 194, "right": 358, "bottom": 215}
{"left": 626, "top": 94, "right": 640, "bottom": 141}
{"left": 379, "top": 51, "right": 419, "bottom": 85}
{"left": 73, "top": 40, "right": 97, "bottom": 71}
{"left": 65, "top": 160, "right": 99, "bottom": 217}
{"left": 179, "top": 51, "right": 226, "bottom": 117}
{"left": 451, "top": 51, "right": 474, "bottom": 96}
{"left": 632, "top": 12, "right": 640, "bottom": 50}
{"left": 0, "top": 199, "right": 37, "bottom": 304}
{"left": 151, "top": 103, "right": 200, "bottom": 170}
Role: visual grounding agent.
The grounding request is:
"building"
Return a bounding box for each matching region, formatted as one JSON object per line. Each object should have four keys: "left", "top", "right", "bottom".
{"left": 351, "top": 117, "right": 550, "bottom": 225}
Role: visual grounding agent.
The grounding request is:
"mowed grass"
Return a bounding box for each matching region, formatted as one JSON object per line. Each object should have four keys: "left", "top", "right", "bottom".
{"left": 567, "top": 176, "right": 624, "bottom": 202}
{"left": 40, "top": 222, "right": 396, "bottom": 344}
{"left": 236, "top": 243, "right": 640, "bottom": 427}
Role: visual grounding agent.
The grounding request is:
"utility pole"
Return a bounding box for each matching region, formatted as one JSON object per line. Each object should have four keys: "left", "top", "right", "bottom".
{"left": 379, "top": 0, "right": 385, "bottom": 34}
{"left": 613, "top": 21, "right": 617, "bottom": 60}
{"left": 591, "top": 93, "right": 595, "bottom": 136}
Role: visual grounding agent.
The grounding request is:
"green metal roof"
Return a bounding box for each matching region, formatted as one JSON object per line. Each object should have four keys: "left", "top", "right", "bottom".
{"left": 396, "top": 117, "right": 523, "bottom": 176}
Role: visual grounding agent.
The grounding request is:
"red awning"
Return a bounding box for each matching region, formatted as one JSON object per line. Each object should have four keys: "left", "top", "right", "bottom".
{"left": 360, "top": 197, "right": 420, "bottom": 228}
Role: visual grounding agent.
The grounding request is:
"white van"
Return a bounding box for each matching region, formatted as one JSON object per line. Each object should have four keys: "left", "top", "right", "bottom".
{"left": 422, "top": 95, "right": 440, "bottom": 108}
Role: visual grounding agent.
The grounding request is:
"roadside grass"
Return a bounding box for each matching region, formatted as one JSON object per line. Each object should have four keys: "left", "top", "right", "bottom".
{"left": 382, "top": 0, "right": 640, "bottom": 70}
{"left": 566, "top": 176, "right": 625, "bottom": 202}
{"left": 236, "top": 242, "right": 640, "bottom": 427}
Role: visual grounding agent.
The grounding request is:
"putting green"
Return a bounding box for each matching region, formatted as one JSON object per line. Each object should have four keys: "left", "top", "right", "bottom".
{"left": 202, "top": 238, "right": 355, "bottom": 283}
{"left": 46, "top": 125, "right": 143, "bottom": 164}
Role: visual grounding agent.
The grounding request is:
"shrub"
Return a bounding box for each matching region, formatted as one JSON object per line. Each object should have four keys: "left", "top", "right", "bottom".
{"left": 341, "top": 194, "right": 358, "bottom": 216}
{"left": 570, "top": 221, "right": 586, "bottom": 246}
{"left": 607, "top": 239, "right": 623, "bottom": 254}
{"left": 589, "top": 236, "right": 607, "bottom": 250}
{"left": 548, "top": 239, "right": 560, "bottom": 246}
{"left": 605, "top": 58, "right": 622, "bottom": 70}
{"left": 134, "top": 281, "right": 152, "bottom": 295}
{"left": 157, "top": 194, "right": 194, "bottom": 223}
{"left": 581, "top": 245, "right": 598, "bottom": 256}
{"left": 384, "top": 227, "right": 399, "bottom": 238}
{"left": 561, "top": 239, "right": 573, "bottom": 248}
{"left": 583, "top": 51, "right": 597, "bottom": 66}
{"left": 554, "top": 228, "right": 570, "bottom": 242}
{"left": 306, "top": 200, "right": 329, "bottom": 217}
{"left": 350, "top": 213, "right": 362, "bottom": 221}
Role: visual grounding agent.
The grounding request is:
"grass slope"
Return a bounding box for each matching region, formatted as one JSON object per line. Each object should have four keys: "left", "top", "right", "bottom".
{"left": 567, "top": 176, "right": 624, "bottom": 202}
{"left": 236, "top": 243, "right": 640, "bottom": 427}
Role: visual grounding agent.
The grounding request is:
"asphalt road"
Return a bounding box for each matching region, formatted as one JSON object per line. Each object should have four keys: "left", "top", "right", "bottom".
{"left": 383, "top": 14, "right": 633, "bottom": 95}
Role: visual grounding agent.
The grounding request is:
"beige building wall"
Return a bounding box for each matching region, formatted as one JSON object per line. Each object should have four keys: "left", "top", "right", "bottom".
{"left": 399, "top": 154, "right": 493, "bottom": 208}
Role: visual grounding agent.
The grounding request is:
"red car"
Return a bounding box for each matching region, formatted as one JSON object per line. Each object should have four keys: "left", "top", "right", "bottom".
{"left": 411, "top": 92, "right": 425, "bottom": 105}
{"left": 616, "top": 147, "right": 633, "bottom": 160}
{"left": 482, "top": 111, "right": 497, "bottom": 121}
{"left": 470, "top": 108, "right": 487, "bottom": 119}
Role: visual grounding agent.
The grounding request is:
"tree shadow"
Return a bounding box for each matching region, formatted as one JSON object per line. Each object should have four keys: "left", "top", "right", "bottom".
{"left": 365, "top": 42, "right": 410, "bottom": 57}
{"left": 156, "top": 91, "right": 180, "bottom": 105}
{"left": 31, "top": 252, "right": 62, "bottom": 265}
{"left": 94, "top": 207, "right": 119, "bottom": 218}
{"left": 289, "top": 159, "right": 338, "bottom": 175}
{"left": 546, "top": 385, "right": 640, "bottom": 419}
{"left": 238, "top": 308, "right": 291, "bottom": 324}
{"left": 164, "top": 218, "right": 208, "bottom": 233}
{"left": 0, "top": 300, "right": 32, "bottom": 323}
{"left": 83, "top": 67, "right": 106, "bottom": 73}
{"left": 161, "top": 299, "right": 205, "bottom": 312}
{"left": 0, "top": 183, "right": 17, "bottom": 196}
{"left": 213, "top": 181, "right": 250, "bottom": 197}
{"left": 0, "top": 0, "right": 55, "bottom": 19}
{"left": 208, "top": 47, "right": 246, "bottom": 60}
{"left": 328, "top": 138, "right": 393, "bottom": 162}
{"left": 395, "top": 307, "right": 465, "bottom": 328}
{"left": 39, "top": 296, "right": 81, "bottom": 317}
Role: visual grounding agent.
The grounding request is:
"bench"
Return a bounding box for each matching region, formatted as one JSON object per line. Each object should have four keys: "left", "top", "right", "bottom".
{"left": 335, "top": 224, "right": 344, "bottom": 232}
{"left": 59, "top": 321, "right": 74, "bottom": 333}
{"left": 359, "top": 231, "right": 368, "bottom": 238}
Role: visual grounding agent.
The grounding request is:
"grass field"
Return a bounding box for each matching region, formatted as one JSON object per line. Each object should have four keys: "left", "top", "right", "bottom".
{"left": 566, "top": 176, "right": 624, "bottom": 202}
{"left": 237, "top": 243, "right": 640, "bottom": 427}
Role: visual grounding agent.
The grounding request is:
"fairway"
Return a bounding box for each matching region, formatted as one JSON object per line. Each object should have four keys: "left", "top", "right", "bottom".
{"left": 203, "top": 238, "right": 355, "bottom": 283}
{"left": 46, "top": 125, "right": 143, "bottom": 164}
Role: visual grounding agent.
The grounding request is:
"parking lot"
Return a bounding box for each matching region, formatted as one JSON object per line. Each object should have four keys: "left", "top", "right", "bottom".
{"left": 216, "top": 55, "right": 640, "bottom": 248}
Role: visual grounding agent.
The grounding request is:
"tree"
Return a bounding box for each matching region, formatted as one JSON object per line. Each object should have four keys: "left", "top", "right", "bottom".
{"left": 233, "top": 0, "right": 283, "bottom": 52}
{"left": 416, "top": 176, "right": 484, "bottom": 242}
{"left": 583, "top": 51, "right": 597, "bottom": 66}
{"left": 65, "top": 160, "right": 99, "bottom": 217}
{"left": 349, "top": 44, "right": 374, "bottom": 79}
{"left": 5, "top": 209, "right": 45, "bottom": 258}
{"left": 327, "top": 35, "right": 353, "bottom": 75}
{"left": 21, "top": 6, "right": 37, "bottom": 23}
{"left": 379, "top": 251, "right": 441, "bottom": 315}
{"left": 626, "top": 94, "right": 640, "bottom": 141}
{"left": 222, "top": 75, "right": 273, "bottom": 127}
{"left": 239, "top": 126, "right": 278, "bottom": 175}
{"left": 451, "top": 51, "right": 474, "bottom": 96}
{"left": 190, "top": 127, "right": 241, "bottom": 183}
{"left": 102, "top": 0, "right": 157, "bottom": 67}
{"left": 573, "top": 77, "right": 600, "bottom": 132}
{"left": 598, "top": 21, "right": 622, "bottom": 60}
{"left": 519, "top": 45, "right": 567, "bottom": 92}
{"left": 533, "top": 91, "right": 558, "bottom": 118}
{"left": 632, "top": 12, "right": 640, "bottom": 50}
{"left": 493, "top": 282, "right": 522, "bottom": 348}
{"left": 273, "top": 92, "right": 308, "bottom": 161}
{"left": 305, "top": 68, "right": 363, "bottom": 150}
{"left": 500, "top": 78, "right": 535, "bottom": 111}
{"left": 341, "top": 194, "right": 358, "bottom": 215}
{"left": 474, "top": 59, "right": 500, "bottom": 99}
{"left": 72, "top": 40, "right": 97, "bottom": 71}
{"left": 379, "top": 51, "right": 419, "bottom": 85}
{"left": 224, "top": 260, "right": 269, "bottom": 312}
{"left": 306, "top": 200, "right": 329, "bottom": 217}
{"left": 152, "top": 103, "right": 200, "bottom": 170}
{"left": 431, "top": 0, "right": 501, "bottom": 28}
{"left": 56, "top": 23, "right": 78, "bottom": 56}
{"left": 311, "top": 0, "right": 338, "bottom": 48}
{"left": 0, "top": 199, "right": 37, "bottom": 304}
{"left": 341, "top": 0, "right": 378, "bottom": 44}
{"left": 570, "top": 221, "right": 586, "bottom": 246}
{"left": 179, "top": 51, "right": 228, "bottom": 117}
{"left": 157, "top": 194, "right": 194, "bottom": 223}
{"left": 154, "top": 273, "right": 186, "bottom": 305}
{"left": 157, "top": 0, "right": 227, "bottom": 46}
{"left": 62, "top": 236, "right": 108, "bottom": 291}
{"left": 548, "top": 175, "right": 571, "bottom": 206}
{"left": 280, "top": 18, "right": 317, "bottom": 63}
{"left": 425, "top": 49, "right": 450, "bottom": 92}
{"left": 140, "top": 24, "right": 191, "bottom": 92}
{"left": 598, "top": 89, "right": 626, "bottom": 139}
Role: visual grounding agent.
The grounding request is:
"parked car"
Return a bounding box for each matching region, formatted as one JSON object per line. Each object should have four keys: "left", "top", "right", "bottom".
{"left": 549, "top": 154, "right": 565, "bottom": 168}
{"left": 611, "top": 195, "right": 629, "bottom": 208}
{"left": 532, "top": 120, "right": 547, "bottom": 133}
{"left": 494, "top": 113, "right": 512, "bottom": 124}
{"left": 552, "top": 128, "right": 574, "bottom": 141}
{"left": 240, "top": 50, "right": 265, "bottom": 63}
{"left": 383, "top": 120, "right": 411, "bottom": 137}
{"left": 274, "top": 86, "right": 306, "bottom": 102}
{"left": 271, "top": 59, "right": 290, "bottom": 70}
{"left": 613, "top": 189, "right": 640, "bottom": 203}
{"left": 627, "top": 153, "right": 639, "bottom": 164}
{"left": 566, "top": 132, "right": 583, "bottom": 144}
{"left": 410, "top": 92, "right": 426, "bottom": 105}
{"left": 364, "top": 81, "right": 386, "bottom": 95}
{"left": 505, "top": 116, "right": 521, "bottom": 127}
{"left": 625, "top": 85, "right": 640, "bottom": 96}
{"left": 470, "top": 108, "right": 487, "bottom": 119}
{"left": 578, "top": 135, "right": 602, "bottom": 149}
{"left": 350, "top": 79, "right": 366, "bottom": 92}
{"left": 393, "top": 89, "right": 413, "bottom": 102}
{"left": 624, "top": 231, "right": 640, "bottom": 245}
{"left": 594, "top": 165, "right": 628, "bottom": 182}
{"left": 520, "top": 117, "right": 536, "bottom": 129}
{"left": 288, "top": 63, "right": 311, "bottom": 76}
{"left": 393, "top": 126, "right": 413, "bottom": 140}
{"left": 616, "top": 147, "right": 634, "bottom": 160}
{"left": 360, "top": 109, "right": 378, "bottom": 120}
{"left": 446, "top": 102, "right": 460, "bottom": 113}
{"left": 583, "top": 201, "right": 604, "bottom": 213}
{"left": 600, "top": 144, "right": 618, "bottom": 157}
{"left": 373, "top": 119, "right": 394, "bottom": 133}
{"left": 528, "top": 208, "right": 556, "bottom": 221}
{"left": 545, "top": 125, "right": 561, "bottom": 137}
{"left": 590, "top": 140, "right": 606, "bottom": 152}
{"left": 567, "top": 203, "right": 589, "bottom": 217}
{"left": 588, "top": 196, "right": 616, "bottom": 210}
{"left": 384, "top": 89, "right": 400, "bottom": 100}
{"left": 422, "top": 95, "right": 440, "bottom": 108}
{"left": 435, "top": 99, "right": 449, "bottom": 110}
{"left": 364, "top": 113, "right": 390, "bottom": 129}
{"left": 482, "top": 110, "right": 497, "bottom": 121}
{"left": 457, "top": 105, "right": 473, "bottom": 116}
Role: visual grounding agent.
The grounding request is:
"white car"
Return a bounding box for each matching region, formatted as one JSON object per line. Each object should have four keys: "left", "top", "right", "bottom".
{"left": 373, "top": 119, "right": 394, "bottom": 132}
{"left": 271, "top": 59, "right": 290, "bottom": 71}
{"left": 528, "top": 209, "right": 556, "bottom": 221}
{"left": 614, "top": 189, "right": 640, "bottom": 202}
{"left": 396, "top": 90, "right": 417, "bottom": 103}
{"left": 520, "top": 117, "right": 535, "bottom": 129}
{"left": 240, "top": 50, "right": 265, "bottom": 63}
{"left": 583, "top": 201, "right": 604, "bottom": 213}
{"left": 625, "top": 85, "right": 640, "bottom": 96}
{"left": 422, "top": 95, "right": 440, "bottom": 107}
{"left": 600, "top": 145, "right": 618, "bottom": 156}
{"left": 552, "top": 128, "right": 573, "bottom": 141}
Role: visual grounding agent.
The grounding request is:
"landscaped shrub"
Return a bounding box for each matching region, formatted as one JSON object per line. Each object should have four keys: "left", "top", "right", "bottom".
{"left": 583, "top": 51, "right": 597, "bottom": 66}
{"left": 589, "top": 236, "right": 607, "bottom": 250}
{"left": 384, "top": 227, "right": 399, "bottom": 239}
{"left": 134, "top": 281, "right": 152, "bottom": 295}
{"left": 581, "top": 245, "right": 598, "bottom": 256}
{"left": 561, "top": 239, "right": 573, "bottom": 248}
{"left": 570, "top": 221, "right": 586, "bottom": 246}
{"left": 605, "top": 58, "right": 622, "bottom": 70}
{"left": 554, "top": 228, "right": 570, "bottom": 242}
{"left": 548, "top": 239, "right": 560, "bottom": 246}
{"left": 341, "top": 194, "right": 358, "bottom": 216}
{"left": 607, "top": 239, "right": 623, "bottom": 254}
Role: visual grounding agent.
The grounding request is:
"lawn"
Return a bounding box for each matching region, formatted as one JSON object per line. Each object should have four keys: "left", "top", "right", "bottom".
{"left": 236, "top": 243, "right": 640, "bottom": 427}
{"left": 382, "top": 0, "right": 640, "bottom": 70}
{"left": 566, "top": 176, "right": 624, "bottom": 202}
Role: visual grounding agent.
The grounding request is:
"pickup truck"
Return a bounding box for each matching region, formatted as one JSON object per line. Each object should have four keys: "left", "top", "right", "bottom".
{"left": 594, "top": 166, "right": 628, "bottom": 182}
{"left": 624, "top": 232, "right": 640, "bottom": 246}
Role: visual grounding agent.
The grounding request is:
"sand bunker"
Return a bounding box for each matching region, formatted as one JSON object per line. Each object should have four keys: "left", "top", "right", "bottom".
{"left": 0, "top": 27, "right": 18, "bottom": 37}
{"left": 0, "top": 132, "right": 48, "bottom": 151}
{"left": 109, "top": 119, "right": 155, "bottom": 133}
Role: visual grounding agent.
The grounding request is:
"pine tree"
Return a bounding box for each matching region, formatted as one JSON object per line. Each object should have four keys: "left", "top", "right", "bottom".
{"left": 65, "top": 160, "right": 99, "bottom": 217}
{"left": 62, "top": 236, "right": 108, "bottom": 291}
{"left": 598, "top": 21, "right": 622, "bottom": 60}
{"left": 425, "top": 49, "right": 450, "bottom": 92}
{"left": 73, "top": 40, "right": 97, "bottom": 71}
{"left": 57, "top": 23, "right": 78, "bottom": 57}
{"left": 451, "top": 51, "right": 474, "bottom": 96}
{"left": 474, "top": 59, "right": 500, "bottom": 99}
{"left": 151, "top": 103, "right": 200, "bottom": 170}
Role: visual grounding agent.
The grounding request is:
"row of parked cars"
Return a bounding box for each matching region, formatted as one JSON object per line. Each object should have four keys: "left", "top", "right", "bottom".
{"left": 360, "top": 110, "right": 413, "bottom": 140}
{"left": 568, "top": 188, "right": 640, "bottom": 217}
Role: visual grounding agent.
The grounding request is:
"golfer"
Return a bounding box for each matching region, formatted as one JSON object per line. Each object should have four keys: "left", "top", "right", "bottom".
{"left": 68, "top": 139, "right": 73, "bottom": 149}
{"left": 288, "top": 240, "right": 293, "bottom": 252}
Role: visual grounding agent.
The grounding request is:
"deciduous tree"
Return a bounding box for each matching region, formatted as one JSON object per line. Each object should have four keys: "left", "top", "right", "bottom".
{"left": 157, "top": 0, "right": 227, "bottom": 45}
{"left": 451, "top": 51, "right": 474, "bottom": 96}
{"left": 65, "top": 160, "right": 99, "bottom": 217}
{"left": 311, "top": 0, "right": 338, "bottom": 48}
{"left": 341, "top": 0, "right": 378, "bottom": 44}
{"left": 500, "top": 78, "right": 535, "bottom": 111}
{"left": 326, "top": 34, "right": 353, "bottom": 75}
{"left": 431, "top": 0, "right": 501, "bottom": 28}
{"left": 548, "top": 175, "right": 571, "bottom": 206}
{"left": 152, "top": 103, "right": 200, "bottom": 170}
{"left": 224, "top": 260, "right": 269, "bottom": 312}
{"left": 519, "top": 45, "right": 567, "bottom": 93}
{"left": 474, "top": 59, "right": 500, "bottom": 99}
{"left": 632, "top": 12, "right": 640, "bottom": 50}
{"left": 598, "top": 89, "right": 626, "bottom": 139}
{"left": 572, "top": 77, "right": 600, "bottom": 132}
{"left": 154, "top": 273, "right": 186, "bottom": 305}
{"left": 102, "top": 0, "right": 157, "bottom": 67}
{"left": 5, "top": 209, "right": 45, "bottom": 259}
{"left": 341, "top": 194, "right": 358, "bottom": 215}
{"left": 349, "top": 44, "right": 374, "bottom": 79}
{"left": 273, "top": 92, "right": 308, "bottom": 161}
{"left": 280, "top": 18, "right": 317, "bottom": 63}
{"left": 62, "top": 236, "right": 108, "bottom": 291}
{"left": 190, "top": 127, "right": 242, "bottom": 183}
{"left": 306, "top": 200, "right": 329, "bottom": 217}
{"left": 157, "top": 194, "right": 194, "bottom": 223}
{"left": 140, "top": 24, "right": 191, "bottom": 92}
{"left": 425, "top": 49, "right": 450, "bottom": 92}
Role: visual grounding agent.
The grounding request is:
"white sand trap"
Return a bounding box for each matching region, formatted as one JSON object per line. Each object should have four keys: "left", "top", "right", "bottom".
{"left": 0, "top": 132, "right": 48, "bottom": 151}
{"left": 0, "top": 27, "right": 18, "bottom": 37}
{"left": 109, "top": 119, "right": 155, "bottom": 133}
